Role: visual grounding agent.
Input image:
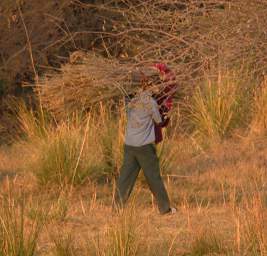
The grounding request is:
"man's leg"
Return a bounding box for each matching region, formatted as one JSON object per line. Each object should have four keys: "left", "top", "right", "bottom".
{"left": 115, "top": 145, "right": 141, "bottom": 208}
{"left": 136, "top": 144, "right": 170, "bottom": 214}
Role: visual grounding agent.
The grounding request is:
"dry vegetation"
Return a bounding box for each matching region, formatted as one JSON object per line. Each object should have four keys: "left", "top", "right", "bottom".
{"left": 1, "top": 112, "right": 267, "bottom": 255}
{"left": 1, "top": 84, "right": 267, "bottom": 255}
{"left": 1, "top": 0, "right": 267, "bottom": 255}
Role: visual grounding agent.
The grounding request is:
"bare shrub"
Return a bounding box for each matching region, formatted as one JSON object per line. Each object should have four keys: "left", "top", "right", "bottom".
{"left": 27, "top": 1, "right": 267, "bottom": 143}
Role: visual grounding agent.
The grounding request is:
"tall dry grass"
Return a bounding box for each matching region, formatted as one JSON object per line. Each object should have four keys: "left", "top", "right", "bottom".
{"left": 250, "top": 76, "right": 267, "bottom": 136}
{"left": 50, "top": 231, "right": 77, "bottom": 256}
{"left": 0, "top": 132, "right": 267, "bottom": 255}
{"left": 0, "top": 191, "right": 46, "bottom": 256}
{"left": 187, "top": 70, "right": 255, "bottom": 141}
{"left": 94, "top": 207, "right": 140, "bottom": 256}
{"left": 1, "top": 67, "right": 267, "bottom": 255}
{"left": 188, "top": 229, "right": 229, "bottom": 255}
{"left": 14, "top": 102, "right": 126, "bottom": 187}
{"left": 14, "top": 98, "right": 183, "bottom": 188}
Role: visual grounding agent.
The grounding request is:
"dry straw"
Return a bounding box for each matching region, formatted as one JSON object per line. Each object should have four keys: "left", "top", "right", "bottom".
{"left": 35, "top": 51, "right": 174, "bottom": 118}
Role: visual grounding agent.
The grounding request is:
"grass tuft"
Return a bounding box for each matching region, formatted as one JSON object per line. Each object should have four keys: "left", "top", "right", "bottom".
{"left": 250, "top": 77, "right": 267, "bottom": 136}
{"left": 188, "top": 229, "right": 228, "bottom": 256}
{"left": 188, "top": 71, "right": 253, "bottom": 141}
{"left": 0, "top": 194, "right": 45, "bottom": 256}
{"left": 94, "top": 207, "right": 139, "bottom": 256}
{"left": 35, "top": 124, "right": 89, "bottom": 187}
{"left": 51, "top": 232, "right": 76, "bottom": 256}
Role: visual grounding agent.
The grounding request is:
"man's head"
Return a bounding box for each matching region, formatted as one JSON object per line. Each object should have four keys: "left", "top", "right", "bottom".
{"left": 131, "top": 67, "right": 161, "bottom": 93}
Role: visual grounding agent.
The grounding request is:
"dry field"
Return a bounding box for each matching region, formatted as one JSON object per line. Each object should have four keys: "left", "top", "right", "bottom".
{"left": 0, "top": 98, "right": 267, "bottom": 255}
{"left": 1, "top": 1, "right": 267, "bottom": 255}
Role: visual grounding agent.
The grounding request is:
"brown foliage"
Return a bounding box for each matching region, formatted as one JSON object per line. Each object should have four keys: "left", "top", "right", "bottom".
{"left": 1, "top": 0, "right": 267, "bottom": 140}
{"left": 1, "top": 0, "right": 266, "bottom": 95}
{"left": 0, "top": 0, "right": 113, "bottom": 95}
{"left": 35, "top": 0, "right": 267, "bottom": 118}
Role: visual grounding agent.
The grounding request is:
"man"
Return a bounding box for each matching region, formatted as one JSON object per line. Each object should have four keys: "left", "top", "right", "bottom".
{"left": 115, "top": 69, "right": 176, "bottom": 215}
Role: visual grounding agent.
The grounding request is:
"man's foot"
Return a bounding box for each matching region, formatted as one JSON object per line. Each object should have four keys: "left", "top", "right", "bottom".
{"left": 161, "top": 207, "right": 177, "bottom": 215}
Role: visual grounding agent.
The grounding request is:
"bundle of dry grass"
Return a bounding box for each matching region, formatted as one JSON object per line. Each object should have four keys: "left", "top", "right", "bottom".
{"left": 37, "top": 52, "right": 129, "bottom": 117}
{"left": 36, "top": 52, "right": 172, "bottom": 118}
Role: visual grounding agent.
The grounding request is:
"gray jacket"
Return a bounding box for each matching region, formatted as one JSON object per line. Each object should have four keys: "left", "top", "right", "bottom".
{"left": 125, "top": 91, "right": 162, "bottom": 147}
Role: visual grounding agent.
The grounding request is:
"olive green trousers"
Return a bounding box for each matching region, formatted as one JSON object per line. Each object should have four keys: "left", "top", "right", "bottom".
{"left": 115, "top": 144, "right": 170, "bottom": 214}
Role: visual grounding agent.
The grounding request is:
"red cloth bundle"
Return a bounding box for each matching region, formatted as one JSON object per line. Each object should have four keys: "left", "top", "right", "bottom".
{"left": 153, "top": 63, "right": 177, "bottom": 144}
